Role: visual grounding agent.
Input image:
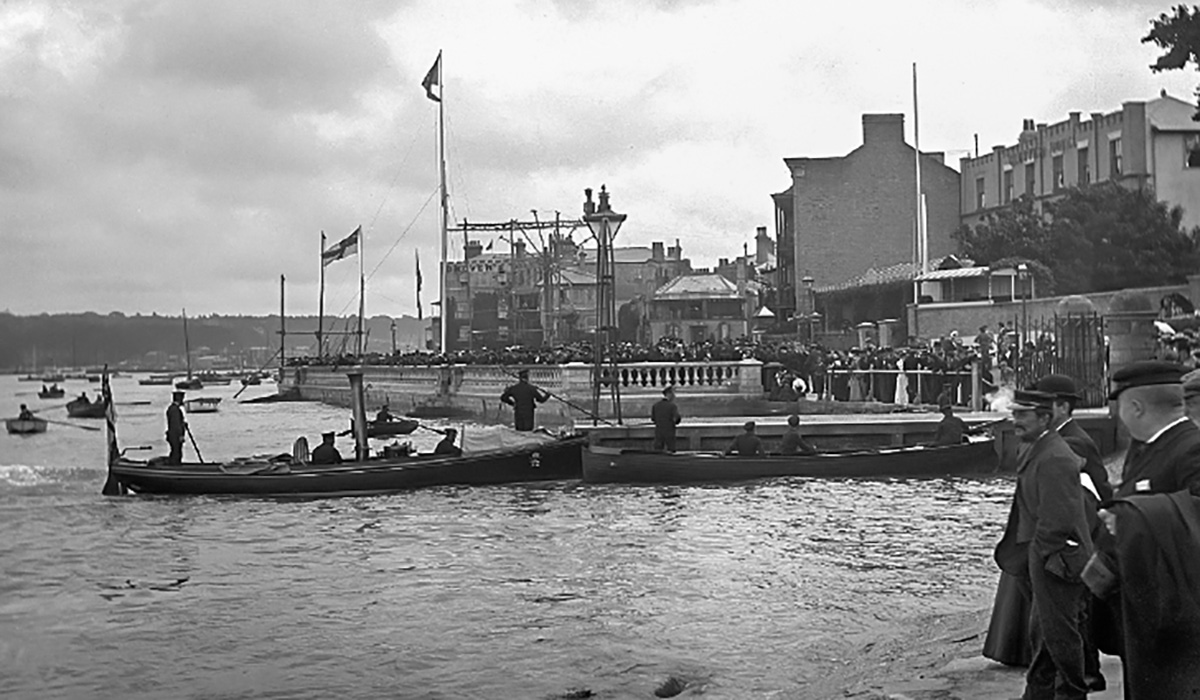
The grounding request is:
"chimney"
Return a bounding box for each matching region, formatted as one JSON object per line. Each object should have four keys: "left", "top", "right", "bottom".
{"left": 514, "top": 240, "right": 526, "bottom": 257}
{"left": 862, "top": 114, "right": 905, "bottom": 146}
{"left": 755, "top": 226, "right": 771, "bottom": 265}
{"left": 652, "top": 241, "right": 664, "bottom": 261}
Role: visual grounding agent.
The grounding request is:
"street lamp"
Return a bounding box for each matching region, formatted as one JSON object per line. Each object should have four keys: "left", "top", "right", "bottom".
{"left": 1017, "top": 262, "right": 1029, "bottom": 376}
{"left": 583, "top": 185, "right": 627, "bottom": 425}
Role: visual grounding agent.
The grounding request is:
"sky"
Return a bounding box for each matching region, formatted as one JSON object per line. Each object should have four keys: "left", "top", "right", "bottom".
{"left": 2, "top": 0, "right": 1197, "bottom": 317}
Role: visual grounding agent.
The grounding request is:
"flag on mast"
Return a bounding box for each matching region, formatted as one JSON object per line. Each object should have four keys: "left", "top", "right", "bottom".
{"left": 322, "top": 226, "right": 360, "bottom": 267}
{"left": 422, "top": 54, "right": 441, "bottom": 102}
{"left": 415, "top": 250, "right": 423, "bottom": 320}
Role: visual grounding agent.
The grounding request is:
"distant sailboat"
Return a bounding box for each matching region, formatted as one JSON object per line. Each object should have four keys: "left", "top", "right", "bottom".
{"left": 175, "top": 309, "right": 202, "bottom": 391}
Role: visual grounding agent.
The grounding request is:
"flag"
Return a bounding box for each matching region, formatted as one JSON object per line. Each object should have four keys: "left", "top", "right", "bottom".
{"left": 422, "top": 54, "right": 441, "bottom": 102}
{"left": 322, "top": 226, "right": 360, "bottom": 267}
{"left": 486, "top": 240, "right": 493, "bottom": 251}
{"left": 415, "top": 250, "right": 423, "bottom": 320}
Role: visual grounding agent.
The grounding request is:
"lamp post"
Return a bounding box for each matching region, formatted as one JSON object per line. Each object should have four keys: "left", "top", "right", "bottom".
{"left": 583, "top": 185, "right": 627, "bottom": 425}
{"left": 1017, "top": 262, "right": 1029, "bottom": 378}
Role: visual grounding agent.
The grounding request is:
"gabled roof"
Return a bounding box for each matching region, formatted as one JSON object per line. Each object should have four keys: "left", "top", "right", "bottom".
{"left": 653, "top": 273, "right": 740, "bottom": 299}
{"left": 1148, "top": 94, "right": 1200, "bottom": 132}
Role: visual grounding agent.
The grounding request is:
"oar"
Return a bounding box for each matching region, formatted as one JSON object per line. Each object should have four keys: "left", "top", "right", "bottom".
{"left": 965, "top": 417, "right": 1009, "bottom": 435}
{"left": 185, "top": 424, "right": 205, "bottom": 462}
{"left": 42, "top": 417, "right": 101, "bottom": 432}
{"left": 497, "top": 367, "right": 621, "bottom": 426}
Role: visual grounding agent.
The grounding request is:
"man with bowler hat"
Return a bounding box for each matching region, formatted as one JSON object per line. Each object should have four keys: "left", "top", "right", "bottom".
{"left": 994, "top": 389, "right": 1094, "bottom": 700}
{"left": 165, "top": 390, "right": 187, "bottom": 465}
{"left": 500, "top": 369, "right": 550, "bottom": 432}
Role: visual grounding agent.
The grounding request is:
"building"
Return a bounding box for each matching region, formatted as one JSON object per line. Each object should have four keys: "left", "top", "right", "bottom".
{"left": 960, "top": 92, "right": 1200, "bottom": 230}
{"left": 577, "top": 240, "right": 692, "bottom": 343}
{"left": 647, "top": 273, "right": 755, "bottom": 344}
{"left": 775, "top": 113, "right": 962, "bottom": 317}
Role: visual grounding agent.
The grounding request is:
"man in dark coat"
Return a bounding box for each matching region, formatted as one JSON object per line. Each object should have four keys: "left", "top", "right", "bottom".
{"left": 932, "top": 396, "right": 966, "bottom": 446}
{"left": 311, "top": 431, "right": 343, "bottom": 464}
{"left": 433, "top": 427, "right": 462, "bottom": 457}
{"left": 165, "top": 390, "right": 186, "bottom": 465}
{"left": 500, "top": 369, "right": 550, "bottom": 432}
{"left": 778, "top": 414, "right": 817, "bottom": 455}
{"left": 725, "top": 421, "right": 764, "bottom": 456}
{"left": 994, "top": 389, "right": 1094, "bottom": 700}
{"left": 650, "top": 386, "right": 682, "bottom": 452}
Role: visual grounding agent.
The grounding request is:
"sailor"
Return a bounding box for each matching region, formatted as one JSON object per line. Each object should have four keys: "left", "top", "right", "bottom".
{"left": 500, "top": 369, "right": 550, "bottom": 432}
{"left": 165, "top": 391, "right": 187, "bottom": 465}
{"left": 724, "top": 421, "right": 764, "bottom": 457}
{"left": 433, "top": 428, "right": 462, "bottom": 457}
{"left": 310, "top": 431, "right": 344, "bottom": 465}
{"left": 17, "top": 404, "right": 34, "bottom": 421}
{"left": 650, "top": 385, "right": 682, "bottom": 452}
{"left": 932, "top": 395, "right": 966, "bottom": 446}
{"left": 778, "top": 415, "right": 818, "bottom": 456}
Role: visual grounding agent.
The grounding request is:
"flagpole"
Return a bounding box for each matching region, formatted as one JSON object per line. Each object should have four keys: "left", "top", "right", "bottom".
{"left": 912, "top": 62, "right": 925, "bottom": 307}
{"left": 437, "top": 49, "right": 448, "bottom": 353}
{"left": 358, "top": 226, "right": 366, "bottom": 359}
{"left": 318, "top": 231, "right": 326, "bottom": 359}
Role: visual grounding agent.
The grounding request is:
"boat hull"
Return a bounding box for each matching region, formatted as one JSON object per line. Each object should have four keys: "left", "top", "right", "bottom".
{"left": 110, "top": 436, "right": 587, "bottom": 497}
{"left": 366, "top": 419, "right": 419, "bottom": 438}
{"left": 583, "top": 439, "right": 998, "bottom": 484}
{"left": 66, "top": 400, "right": 106, "bottom": 418}
{"left": 6, "top": 418, "right": 48, "bottom": 434}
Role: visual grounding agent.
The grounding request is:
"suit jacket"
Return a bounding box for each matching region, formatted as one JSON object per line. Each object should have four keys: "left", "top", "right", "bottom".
{"left": 995, "top": 430, "right": 1094, "bottom": 580}
{"left": 1058, "top": 418, "right": 1114, "bottom": 502}
{"left": 1116, "top": 418, "right": 1200, "bottom": 498}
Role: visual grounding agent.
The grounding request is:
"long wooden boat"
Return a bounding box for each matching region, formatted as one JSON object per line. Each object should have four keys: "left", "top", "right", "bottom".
{"left": 38, "top": 385, "right": 65, "bottom": 399}
{"left": 582, "top": 439, "right": 998, "bottom": 484}
{"left": 138, "top": 374, "right": 175, "bottom": 386}
{"left": 6, "top": 417, "right": 48, "bottom": 434}
{"left": 66, "top": 396, "right": 106, "bottom": 418}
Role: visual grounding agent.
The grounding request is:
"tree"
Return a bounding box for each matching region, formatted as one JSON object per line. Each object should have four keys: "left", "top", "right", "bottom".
{"left": 1144, "top": 4, "right": 1200, "bottom": 119}
{"left": 952, "top": 196, "right": 1053, "bottom": 268}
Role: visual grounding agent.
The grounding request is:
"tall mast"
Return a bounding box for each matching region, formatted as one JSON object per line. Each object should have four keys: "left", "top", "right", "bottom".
{"left": 438, "top": 50, "right": 449, "bottom": 352}
{"left": 182, "top": 308, "right": 192, "bottom": 380}
{"left": 279, "top": 275, "right": 286, "bottom": 379}
{"left": 912, "top": 62, "right": 926, "bottom": 303}
{"left": 357, "top": 227, "right": 365, "bottom": 358}
{"left": 317, "top": 231, "right": 325, "bottom": 358}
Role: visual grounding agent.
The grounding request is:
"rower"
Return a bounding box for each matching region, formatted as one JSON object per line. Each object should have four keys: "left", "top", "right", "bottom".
{"left": 18, "top": 404, "right": 35, "bottom": 421}
{"left": 375, "top": 403, "right": 394, "bottom": 423}
{"left": 725, "top": 421, "right": 765, "bottom": 457}
{"left": 433, "top": 428, "right": 462, "bottom": 457}
{"left": 77, "top": 392, "right": 90, "bottom": 404}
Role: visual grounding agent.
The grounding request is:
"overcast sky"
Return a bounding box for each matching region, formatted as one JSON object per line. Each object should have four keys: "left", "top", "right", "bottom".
{"left": 1, "top": 0, "right": 1195, "bottom": 317}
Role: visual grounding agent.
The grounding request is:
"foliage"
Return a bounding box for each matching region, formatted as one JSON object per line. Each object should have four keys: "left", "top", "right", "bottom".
{"left": 952, "top": 183, "right": 1200, "bottom": 295}
{"left": 1144, "top": 4, "right": 1200, "bottom": 119}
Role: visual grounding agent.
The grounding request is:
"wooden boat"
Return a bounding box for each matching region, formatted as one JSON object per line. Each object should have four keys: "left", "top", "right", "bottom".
{"left": 66, "top": 396, "right": 107, "bottom": 418}
{"left": 139, "top": 374, "right": 175, "bottom": 386}
{"left": 38, "top": 385, "right": 65, "bottom": 399}
{"left": 196, "top": 371, "right": 232, "bottom": 385}
{"left": 366, "top": 418, "right": 419, "bottom": 438}
{"left": 582, "top": 439, "right": 998, "bottom": 484}
{"left": 184, "top": 397, "right": 222, "bottom": 413}
{"left": 100, "top": 370, "right": 585, "bottom": 498}
{"left": 6, "top": 417, "right": 48, "bottom": 434}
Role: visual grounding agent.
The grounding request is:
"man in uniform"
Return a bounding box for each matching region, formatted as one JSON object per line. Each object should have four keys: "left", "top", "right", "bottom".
{"left": 500, "top": 369, "right": 550, "bottom": 432}
{"left": 994, "top": 389, "right": 1094, "bottom": 700}
{"left": 650, "top": 386, "right": 682, "bottom": 452}
{"left": 310, "top": 431, "right": 343, "bottom": 464}
{"left": 724, "top": 421, "right": 764, "bottom": 457}
{"left": 1108, "top": 360, "right": 1200, "bottom": 499}
{"left": 165, "top": 390, "right": 186, "bottom": 465}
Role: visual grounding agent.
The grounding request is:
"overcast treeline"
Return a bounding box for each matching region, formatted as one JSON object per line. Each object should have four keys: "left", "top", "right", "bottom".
{"left": 0, "top": 313, "right": 429, "bottom": 372}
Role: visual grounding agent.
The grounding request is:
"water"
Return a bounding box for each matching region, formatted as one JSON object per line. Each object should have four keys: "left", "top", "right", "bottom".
{"left": 1, "top": 374, "right": 1014, "bottom": 698}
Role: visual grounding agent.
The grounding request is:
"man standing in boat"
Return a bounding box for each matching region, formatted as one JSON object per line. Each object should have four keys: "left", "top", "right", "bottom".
{"left": 651, "top": 386, "right": 682, "bottom": 452}
{"left": 500, "top": 369, "right": 550, "bottom": 432}
{"left": 165, "top": 391, "right": 186, "bottom": 465}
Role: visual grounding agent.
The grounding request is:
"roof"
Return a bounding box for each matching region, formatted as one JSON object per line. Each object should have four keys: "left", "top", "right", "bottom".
{"left": 1148, "top": 94, "right": 1200, "bottom": 132}
{"left": 914, "top": 266, "right": 990, "bottom": 281}
{"left": 578, "top": 246, "right": 659, "bottom": 264}
{"left": 813, "top": 261, "right": 920, "bottom": 293}
{"left": 548, "top": 267, "right": 596, "bottom": 286}
{"left": 653, "top": 273, "right": 740, "bottom": 299}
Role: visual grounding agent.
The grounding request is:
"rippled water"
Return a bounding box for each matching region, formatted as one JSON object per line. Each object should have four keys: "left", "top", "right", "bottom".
{"left": 1, "top": 375, "right": 1013, "bottom": 698}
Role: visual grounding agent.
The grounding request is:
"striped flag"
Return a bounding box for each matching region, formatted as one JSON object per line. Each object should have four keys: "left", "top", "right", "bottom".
{"left": 322, "top": 226, "right": 360, "bottom": 267}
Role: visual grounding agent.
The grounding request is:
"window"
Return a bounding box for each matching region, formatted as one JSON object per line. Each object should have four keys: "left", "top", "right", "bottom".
{"left": 1078, "top": 147, "right": 1090, "bottom": 184}
{"left": 1024, "top": 162, "right": 1036, "bottom": 197}
{"left": 975, "top": 176, "right": 986, "bottom": 210}
{"left": 1110, "top": 138, "right": 1122, "bottom": 177}
{"left": 1186, "top": 135, "right": 1200, "bottom": 168}
{"left": 1003, "top": 169, "right": 1013, "bottom": 204}
{"left": 1052, "top": 154, "right": 1064, "bottom": 192}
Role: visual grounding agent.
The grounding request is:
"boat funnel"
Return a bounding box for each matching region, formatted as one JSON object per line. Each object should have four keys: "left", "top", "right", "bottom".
{"left": 348, "top": 372, "right": 369, "bottom": 461}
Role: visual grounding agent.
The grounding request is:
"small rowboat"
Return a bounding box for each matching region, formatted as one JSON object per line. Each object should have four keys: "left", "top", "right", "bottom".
{"left": 366, "top": 418, "right": 420, "bottom": 438}
{"left": 66, "top": 397, "right": 107, "bottom": 418}
{"left": 6, "top": 417, "right": 48, "bottom": 434}
{"left": 583, "top": 439, "right": 998, "bottom": 484}
{"left": 184, "top": 397, "right": 222, "bottom": 413}
{"left": 38, "top": 386, "right": 65, "bottom": 399}
{"left": 138, "top": 374, "right": 175, "bottom": 386}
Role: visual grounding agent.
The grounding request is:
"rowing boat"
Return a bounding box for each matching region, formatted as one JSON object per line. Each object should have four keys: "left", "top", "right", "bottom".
{"left": 582, "top": 439, "right": 998, "bottom": 484}
{"left": 6, "top": 417, "right": 48, "bottom": 434}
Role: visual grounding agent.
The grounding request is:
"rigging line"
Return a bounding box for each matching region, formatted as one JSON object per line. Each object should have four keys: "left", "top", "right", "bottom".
{"left": 366, "top": 124, "right": 424, "bottom": 232}
{"left": 366, "top": 185, "right": 439, "bottom": 280}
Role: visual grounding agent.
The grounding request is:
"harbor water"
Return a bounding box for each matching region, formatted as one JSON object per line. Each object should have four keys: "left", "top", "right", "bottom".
{"left": 1, "top": 374, "right": 1013, "bottom": 699}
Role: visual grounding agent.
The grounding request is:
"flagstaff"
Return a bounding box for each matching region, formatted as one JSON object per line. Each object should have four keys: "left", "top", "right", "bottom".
{"left": 317, "top": 231, "right": 325, "bottom": 358}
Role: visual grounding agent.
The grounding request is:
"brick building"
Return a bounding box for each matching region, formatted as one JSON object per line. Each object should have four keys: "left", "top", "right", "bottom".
{"left": 774, "top": 113, "right": 961, "bottom": 318}
{"left": 960, "top": 92, "right": 1200, "bottom": 230}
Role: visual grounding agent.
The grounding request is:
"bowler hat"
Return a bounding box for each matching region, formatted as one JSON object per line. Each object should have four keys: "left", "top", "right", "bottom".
{"left": 1035, "top": 374, "right": 1081, "bottom": 401}
{"left": 172, "top": 391, "right": 185, "bottom": 400}
{"left": 1010, "top": 389, "right": 1056, "bottom": 412}
{"left": 1183, "top": 368, "right": 1200, "bottom": 400}
{"left": 1108, "top": 360, "right": 1185, "bottom": 400}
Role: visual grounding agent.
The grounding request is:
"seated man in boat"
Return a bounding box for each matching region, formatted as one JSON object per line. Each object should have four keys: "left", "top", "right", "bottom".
{"left": 17, "top": 404, "right": 35, "bottom": 421}
{"left": 375, "top": 403, "right": 394, "bottom": 423}
{"left": 725, "top": 421, "right": 765, "bottom": 457}
{"left": 310, "top": 431, "right": 344, "bottom": 465}
{"left": 778, "top": 415, "right": 818, "bottom": 456}
{"left": 77, "top": 392, "right": 90, "bottom": 404}
{"left": 932, "top": 396, "right": 967, "bottom": 446}
{"left": 433, "top": 428, "right": 463, "bottom": 457}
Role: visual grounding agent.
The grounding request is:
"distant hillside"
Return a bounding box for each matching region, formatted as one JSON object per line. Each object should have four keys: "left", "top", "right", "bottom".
{"left": 0, "top": 312, "right": 430, "bottom": 372}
